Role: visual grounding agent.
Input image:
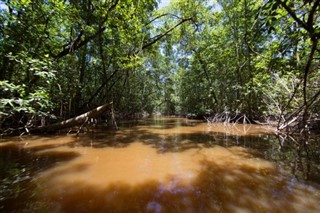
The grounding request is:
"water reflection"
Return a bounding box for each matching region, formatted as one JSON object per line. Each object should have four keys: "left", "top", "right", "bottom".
{"left": 0, "top": 138, "right": 80, "bottom": 212}
{"left": 0, "top": 117, "right": 320, "bottom": 212}
{"left": 266, "top": 135, "right": 320, "bottom": 184}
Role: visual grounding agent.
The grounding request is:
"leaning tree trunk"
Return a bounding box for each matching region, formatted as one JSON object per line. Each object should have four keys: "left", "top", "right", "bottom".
{"left": 30, "top": 102, "right": 113, "bottom": 133}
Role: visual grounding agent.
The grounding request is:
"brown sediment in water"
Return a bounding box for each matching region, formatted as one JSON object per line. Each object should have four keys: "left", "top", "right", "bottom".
{"left": 1, "top": 118, "right": 320, "bottom": 213}
{"left": 34, "top": 142, "right": 320, "bottom": 213}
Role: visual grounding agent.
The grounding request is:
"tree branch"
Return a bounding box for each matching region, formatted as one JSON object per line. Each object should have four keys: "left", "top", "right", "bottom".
{"left": 307, "top": 0, "right": 320, "bottom": 30}
{"left": 145, "top": 13, "right": 170, "bottom": 26}
{"left": 54, "top": 1, "right": 119, "bottom": 59}
{"left": 146, "top": 13, "right": 183, "bottom": 26}
{"left": 276, "top": 0, "right": 309, "bottom": 31}
{"left": 79, "top": 68, "right": 121, "bottom": 110}
{"left": 140, "top": 17, "right": 193, "bottom": 51}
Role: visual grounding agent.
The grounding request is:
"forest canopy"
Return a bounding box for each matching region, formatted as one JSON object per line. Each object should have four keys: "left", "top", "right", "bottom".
{"left": 0, "top": 0, "right": 319, "bottom": 135}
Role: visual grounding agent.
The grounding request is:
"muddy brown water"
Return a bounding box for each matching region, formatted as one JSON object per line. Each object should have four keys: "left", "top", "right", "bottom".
{"left": 1, "top": 117, "right": 320, "bottom": 213}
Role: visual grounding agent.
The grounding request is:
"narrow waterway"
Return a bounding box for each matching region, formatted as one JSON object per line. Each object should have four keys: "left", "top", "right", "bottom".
{"left": 1, "top": 117, "right": 320, "bottom": 212}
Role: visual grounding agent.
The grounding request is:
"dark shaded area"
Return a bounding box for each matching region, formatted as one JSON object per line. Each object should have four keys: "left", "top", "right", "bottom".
{"left": 140, "top": 132, "right": 273, "bottom": 155}
{"left": 267, "top": 136, "right": 320, "bottom": 185}
{"left": 36, "top": 159, "right": 320, "bottom": 213}
{"left": 0, "top": 142, "right": 80, "bottom": 212}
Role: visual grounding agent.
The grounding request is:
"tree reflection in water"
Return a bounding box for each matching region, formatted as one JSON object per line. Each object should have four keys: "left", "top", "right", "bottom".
{"left": 0, "top": 118, "right": 320, "bottom": 212}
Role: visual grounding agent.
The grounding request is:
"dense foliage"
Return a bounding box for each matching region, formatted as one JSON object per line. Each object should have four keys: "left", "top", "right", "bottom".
{"left": 0, "top": 0, "right": 319, "bottom": 134}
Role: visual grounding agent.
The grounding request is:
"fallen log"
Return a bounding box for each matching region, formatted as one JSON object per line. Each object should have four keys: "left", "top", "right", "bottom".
{"left": 29, "top": 102, "right": 113, "bottom": 133}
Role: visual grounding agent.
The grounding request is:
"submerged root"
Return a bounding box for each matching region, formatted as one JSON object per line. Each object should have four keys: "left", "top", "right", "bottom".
{"left": 205, "top": 111, "right": 253, "bottom": 125}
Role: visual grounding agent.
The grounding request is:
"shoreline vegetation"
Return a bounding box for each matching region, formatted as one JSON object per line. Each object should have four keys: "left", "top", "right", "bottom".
{"left": 1, "top": 0, "right": 319, "bottom": 137}
{"left": 1, "top": 108, "right": 319, "bottom": 137}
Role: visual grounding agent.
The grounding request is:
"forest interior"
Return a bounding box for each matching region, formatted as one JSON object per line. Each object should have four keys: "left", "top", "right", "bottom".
{"left": 0, "top": 0, "right": 320, "bottom": 136}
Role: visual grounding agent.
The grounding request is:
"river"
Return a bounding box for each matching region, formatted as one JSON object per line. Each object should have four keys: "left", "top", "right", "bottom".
{"left": 1, "top": 117, "right": 320, "bottom": 212}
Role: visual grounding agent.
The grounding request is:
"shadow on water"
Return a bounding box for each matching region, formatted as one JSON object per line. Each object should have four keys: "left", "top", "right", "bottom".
{"left": 1, "top": 117, "right": 320, "bottom": 212}
{"left": 0, "top": 140, "right": 80, "bottom": 212}
{"left": 139, "top": 132, "right": 273, "bottom": 155}
{"left": 35, "top": 156, "right": 320, "bottom": 213}
{"left": 73, "top": 121, "right": 274, "bottom": 152}
{"left": 66, "top": 120, "right": 320, "bottom": 186}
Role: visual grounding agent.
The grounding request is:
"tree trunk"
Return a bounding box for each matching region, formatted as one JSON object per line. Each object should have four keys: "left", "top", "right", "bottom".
{"left": 30, "top": 102, "right": 113, "bottom": 133}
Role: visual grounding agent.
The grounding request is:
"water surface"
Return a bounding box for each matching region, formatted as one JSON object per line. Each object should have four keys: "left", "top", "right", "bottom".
{"left": 1, "top": 117, "right": 320, "bottom": 212}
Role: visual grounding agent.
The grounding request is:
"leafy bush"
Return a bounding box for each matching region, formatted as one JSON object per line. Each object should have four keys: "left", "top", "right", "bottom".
{"left": 0, "top": 53, "right": 56, "bottom": 129}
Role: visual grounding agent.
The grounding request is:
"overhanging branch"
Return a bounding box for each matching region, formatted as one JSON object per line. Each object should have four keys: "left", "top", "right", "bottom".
{"left": 276, "top": 0, "right": 309, "bottom": 31}
{"left": 140, "top": 17, "right": 193, "bottom": 51}
{"left": 54, "top": 1, "right": 119, "bottom": 60}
